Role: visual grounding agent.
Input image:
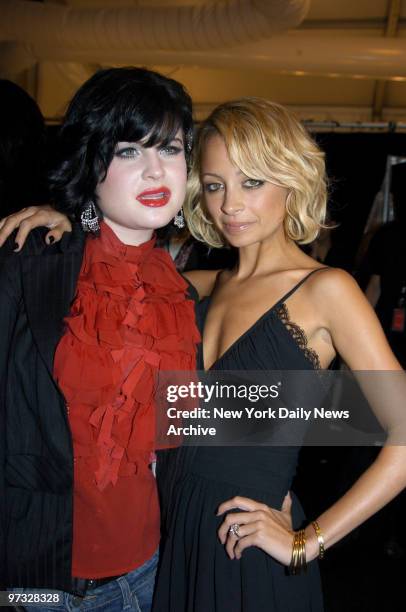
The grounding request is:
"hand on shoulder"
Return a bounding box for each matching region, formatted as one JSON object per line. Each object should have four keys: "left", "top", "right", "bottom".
{"left": 0, "top": 205, "right": 72, "bottom": 251}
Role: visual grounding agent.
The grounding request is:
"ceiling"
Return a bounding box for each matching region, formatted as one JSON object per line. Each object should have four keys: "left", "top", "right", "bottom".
{"left": 2, "top": 0, "right": 406, "bottom": 128}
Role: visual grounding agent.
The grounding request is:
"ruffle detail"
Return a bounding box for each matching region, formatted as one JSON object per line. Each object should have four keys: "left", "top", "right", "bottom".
{"left": 54, "top": 222, "right": 200, "bottom": 491}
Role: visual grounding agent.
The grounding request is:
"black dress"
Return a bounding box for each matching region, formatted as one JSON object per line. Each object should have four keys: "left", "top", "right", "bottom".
{"left": 154, "top": 271, "right": 325, "bottom": 611}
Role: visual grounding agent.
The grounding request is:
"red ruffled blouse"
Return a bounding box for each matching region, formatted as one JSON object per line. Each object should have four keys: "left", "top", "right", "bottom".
{"left": 54, "top": 221, "right": 200, "bottom": 578}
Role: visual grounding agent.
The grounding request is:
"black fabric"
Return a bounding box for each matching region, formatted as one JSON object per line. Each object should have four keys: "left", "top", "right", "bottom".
{"left": 182, "top": 239, "right": 237, "bottom": 272}
{"left": 154, "top": 272, "right": 325, "bottom": 612}
{"left": 0, "top": 224, "right": 85, "bottom": 590}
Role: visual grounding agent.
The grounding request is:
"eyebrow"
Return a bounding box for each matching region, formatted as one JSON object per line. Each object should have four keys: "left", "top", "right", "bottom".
{"left": 202, "top": 172, "right": 222, "bottom": 179}
{"left": 202, "top": 170, "right": 244, "bottom": 179}
{"left": 170, "top": 137, "right": 184, "bottom": 145}
{"left": 118, "top": 136, "right": 184, "bottom": 147}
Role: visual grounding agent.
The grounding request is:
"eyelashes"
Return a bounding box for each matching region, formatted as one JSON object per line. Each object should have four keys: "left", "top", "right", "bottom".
{"left": 115, "top": 146, "right": 139, "bottom": 159}
{"left": 114, "top": 143, "right": 184, "bottom": 160}
{"left": 159, "top": 145, "right": 184, "bottom": 156}
{"left": 203, "top": 179, "right": 265, "bottom": 193}
{"left": 203, "top": 182, "right": 223, "bottom": 193}
{"left": 243, "top": 179, "right": 264, "bottom": 189}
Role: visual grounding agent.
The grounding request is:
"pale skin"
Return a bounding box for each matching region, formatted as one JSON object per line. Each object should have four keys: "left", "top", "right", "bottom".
{"left": 1, "top": 133, "right": 405, "bottom": 571}
{"left": 0, "top": 132, "right": 187, "bottom": 249}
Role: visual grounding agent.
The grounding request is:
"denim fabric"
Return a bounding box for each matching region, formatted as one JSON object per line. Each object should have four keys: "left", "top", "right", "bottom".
{"left": 16, "top": 549, "right": 158, "bottom": 612}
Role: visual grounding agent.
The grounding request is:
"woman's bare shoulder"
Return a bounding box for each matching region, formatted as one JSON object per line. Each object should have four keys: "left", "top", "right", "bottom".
{"left": 182, "top": 269, "right": 222, "bottom": 299}
{"left": 308, "top": 267, "right": 362, "bottom": 300}
{"left": 307, "top": 267, "right": 400, "bottom": 369}
{"left": 305, "top": 266, "right": 383, "bottom": 335}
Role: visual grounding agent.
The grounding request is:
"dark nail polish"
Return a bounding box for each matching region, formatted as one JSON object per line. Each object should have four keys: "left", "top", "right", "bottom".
{"left": 49, "top": 236, "right": 55, "bottom": 244}
{"left": 13, "top": 242, "right": 19, "bottom": 251}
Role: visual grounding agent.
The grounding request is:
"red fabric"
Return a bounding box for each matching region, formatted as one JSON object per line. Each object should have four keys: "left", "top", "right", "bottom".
{"left": 54, "top": 221, "right": 199, "bottom": 577}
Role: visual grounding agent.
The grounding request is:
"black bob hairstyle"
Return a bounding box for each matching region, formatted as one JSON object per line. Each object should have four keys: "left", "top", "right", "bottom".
{"left": 49, "top": 67, "right": 194, "bottom": 219}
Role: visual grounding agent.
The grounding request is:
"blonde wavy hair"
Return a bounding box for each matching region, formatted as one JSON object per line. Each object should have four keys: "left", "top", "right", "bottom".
{"left": 185, "top": 97, "right": 328, "bottom": 247}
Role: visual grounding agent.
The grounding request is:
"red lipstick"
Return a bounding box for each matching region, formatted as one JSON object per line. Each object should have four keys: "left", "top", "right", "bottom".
{"left": 136, "top": 187, "right": 171, "bottom": 207}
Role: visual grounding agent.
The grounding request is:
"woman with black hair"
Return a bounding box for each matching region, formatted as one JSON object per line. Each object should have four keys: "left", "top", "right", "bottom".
{"left": 0, "top": 67, "right": 199, "bottom": 611}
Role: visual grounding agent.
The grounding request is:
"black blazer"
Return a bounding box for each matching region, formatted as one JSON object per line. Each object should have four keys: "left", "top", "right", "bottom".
{"left": 0, "top": 225, "right": 86, "bottom": 590}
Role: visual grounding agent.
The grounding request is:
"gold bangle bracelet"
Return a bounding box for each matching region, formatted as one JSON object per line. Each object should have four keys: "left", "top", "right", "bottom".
{"left": 311, "top": 521, "right": 325, "bottom": 560}
{"left": 299, "top": 529, "right": 307, "bottom": 573}
{"left": 289, "top": 532, "right": 299, "bottom": 574}
{"left": 289, "top": 529, "right": 307, "bottom": 575}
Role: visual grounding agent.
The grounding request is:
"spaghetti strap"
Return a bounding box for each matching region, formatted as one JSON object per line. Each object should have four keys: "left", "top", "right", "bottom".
{"left": 272, "top": 267, "right": 329, "bottom": 310}
{"left": 155, "top": 266, "right": 326, "bottom": 612}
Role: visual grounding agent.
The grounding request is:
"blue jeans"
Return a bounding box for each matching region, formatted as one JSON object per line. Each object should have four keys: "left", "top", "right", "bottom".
{"left": 17, "top": 549, "right": 158, "bottom": 612}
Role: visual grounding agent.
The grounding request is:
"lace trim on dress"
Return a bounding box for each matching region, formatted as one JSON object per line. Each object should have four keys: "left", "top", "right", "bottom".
{"left": 275, "top": 302, "right": 321, "bottom": 370}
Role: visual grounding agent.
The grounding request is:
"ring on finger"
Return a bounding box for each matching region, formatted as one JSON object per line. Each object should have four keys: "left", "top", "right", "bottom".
{"left": 228, "top": 523, "right": 240, "bottom": 538}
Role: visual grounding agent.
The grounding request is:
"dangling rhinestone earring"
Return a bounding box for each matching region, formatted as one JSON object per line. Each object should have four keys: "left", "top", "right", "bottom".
{"left": 185, "top": 130, "right": 193, "bottom": 155}
{"left": 173, "top": 207, "right": 185, "bottom": 229}
{"left": 80, "top": 201, "right": 100, "bottom": 233}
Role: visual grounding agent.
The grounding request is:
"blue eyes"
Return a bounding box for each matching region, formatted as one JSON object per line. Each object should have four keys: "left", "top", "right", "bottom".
{"left": 160, "top": 145, "right": 183, "bottom": 156}
{"left": 115, "top": 147, "right": 139, "bottom": 159}
{"left": 114, "top": 144, "right": 183, "bottom": 159}
{"left": 203, "top": 179, "right": 264, "bottom": 193}
{"left": 204, "top": 183, "right": 222, "bottom": 193}
{"left": 243, "top": 179, "right": 264, "bottom": 188}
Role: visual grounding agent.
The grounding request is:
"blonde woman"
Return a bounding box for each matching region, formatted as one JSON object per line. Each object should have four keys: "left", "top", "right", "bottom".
{"left": 152, "top": 99, "right": 405, "bottom": 611}
{"left": 1, "top": 98, "right": 405, "bottom": 612}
